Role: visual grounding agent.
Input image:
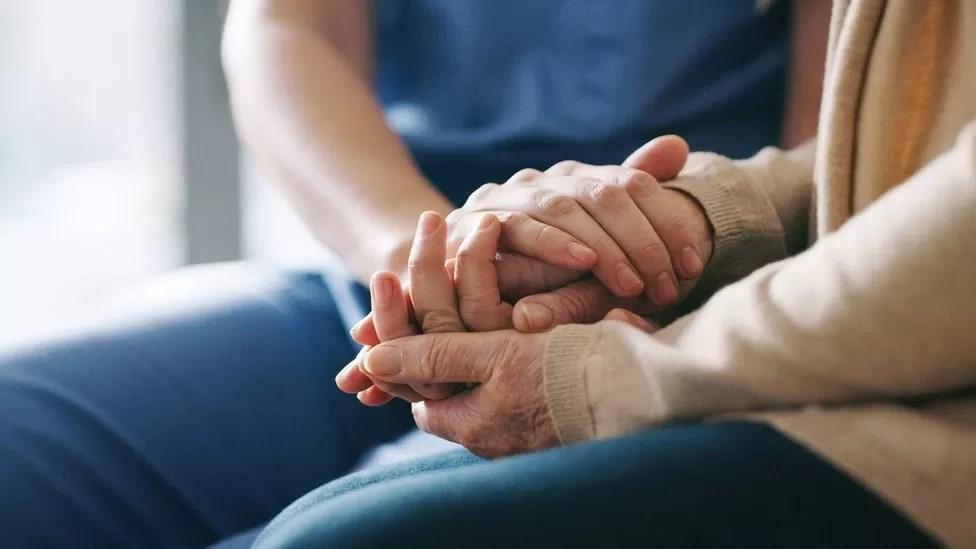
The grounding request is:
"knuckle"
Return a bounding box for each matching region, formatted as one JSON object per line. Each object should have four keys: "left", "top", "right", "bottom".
{"left": 547, "top": 160, "right": 580, "bottom": 174}
{"left": 535, "top": 224, "right": 563, "bottom": 245}
{"left": 588, "top": 181, "right": 629, "bottom": 207}
{"left": 406, "top": 255, "right": 440, "bottom": 271}
{"left": 619, "top": 170, "right": 659, "bottom": 198}
{"left": 631, "top": 239, "right": 669, "bottom": 263}
{"left": 507, "top": 168, "right": 542, "bottom": 184}
{"left": 536, "top": 193, "right": 579, "bottom": 219}
{"left": 499, "top": 210, "right": 530, "bottom": 231}
{"left": 420, "top": 308, "right": 464, "bottom": 334}
{"left": 463, "top": 183, "right": 500, "bottom": 207}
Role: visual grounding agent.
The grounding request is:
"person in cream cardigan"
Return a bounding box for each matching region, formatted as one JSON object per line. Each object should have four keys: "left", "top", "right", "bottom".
{"left": 269, "top": 1, "right": 974, "bottom": 547}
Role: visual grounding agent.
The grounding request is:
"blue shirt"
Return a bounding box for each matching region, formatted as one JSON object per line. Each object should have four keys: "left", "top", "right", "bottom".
{"left": 330, "top": 0, "right": 790, "bottom": 330}
{"left": 375, "top": 0, "right": 789, "bottom": 205}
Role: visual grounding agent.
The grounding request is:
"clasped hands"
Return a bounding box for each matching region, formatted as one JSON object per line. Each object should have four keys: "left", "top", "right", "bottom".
{"left": 335, "top": 136, "right": 712, "bottom": 457}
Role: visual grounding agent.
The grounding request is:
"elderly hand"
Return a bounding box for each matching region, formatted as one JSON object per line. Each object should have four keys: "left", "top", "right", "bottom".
{"left": 353, "top": 307, "right": 658, "bottom": 457}
{"left": 337, "top": 210, "right": 512, "bottom": 404}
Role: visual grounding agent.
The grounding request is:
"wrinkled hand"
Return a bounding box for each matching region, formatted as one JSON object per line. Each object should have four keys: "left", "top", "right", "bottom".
{"left": 337, "top": 211, "right": 511, "bottom": 404}
{"left": 337, "top": 210, "right": 661, "bottom": 413}
{"left": 350, "top": 311, "right": 658, "bottom": 458}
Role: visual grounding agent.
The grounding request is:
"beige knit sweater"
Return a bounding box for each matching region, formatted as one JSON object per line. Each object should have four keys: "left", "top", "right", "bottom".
{"left": 542, "top": 1, "right": 976, "bottom": 546}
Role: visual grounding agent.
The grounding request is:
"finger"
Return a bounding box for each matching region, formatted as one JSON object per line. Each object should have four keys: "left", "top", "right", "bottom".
{"left": 602, "top": 308, "right": 661, "bottom": 334}
{"left": 455, "top": 214, "right": 514, "bottom": 331}
{"left": 336, "top": 354, "right": 376, "bottom": 393}
{"left": 512, "top": 278, "right": 649, "bottom": 332}
{"left": 545, "top": 165, "right": 702, "bottom": 285}
{"left": 370, "top": 377, "right": 426, "bottom": 403}
{"left": 527, "top": 188, "right": 645, "bottom": 298}
{"left": 493, "top": 252, "right": 582, "bottom": 301}
{"left": 362, "top": 333, "right": 502, "bottom": 385}
{"left": 409, "top": 211, "right": 465, "bottom": 334}
{"left": 622, "top": 134, "right": 689, "bottom": 181}
{"left": 571, "top": 173, "right": 679, "bottom": 307}
{"left": 495, "top": 212, "right": 596, "bottom": 270}
{"left": 410, "top": 394, "right": 476, "bottom": 445}
{"left": 357, "top": 385, "right": 396, "bottom": 407}
{"left": 349, "top": 313, "right": 381, "bottom": 346}
{"left": 627, "top": 186, "right": 706, "bottom": 280}
{"left": 370, "top": 272, "right": 417, "bottom": 341}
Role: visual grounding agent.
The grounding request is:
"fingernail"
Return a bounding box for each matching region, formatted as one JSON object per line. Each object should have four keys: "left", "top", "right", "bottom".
{"left": 567, "top": 242, "right": 597, "bottom": 266}
{"left": 517, "top": 303, "right": 554, "bottom": 331}
{"left": 364, "top": 345, "right": 402, "bottom": 376}
{"left": 680, "top": 246, "right": 703, "bottom": 277}
{"left": 615, "top": 264, "right": 644, "bottom": 295}
{"left": 418, "top": 211, "right": 441, "bottom": 236}
{"left": 371, "top": 277, "right": 392, "bottom": 302}
{"left": 654, "top": 272, "right": 678, "bottom": 305}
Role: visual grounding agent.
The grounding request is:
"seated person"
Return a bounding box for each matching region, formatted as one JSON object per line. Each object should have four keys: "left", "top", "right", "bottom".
{"left": 255, "top": 1, "right": 976, "bottom": 547}
{"left": 1, "top": 1, "right": 826, "bottom": 547}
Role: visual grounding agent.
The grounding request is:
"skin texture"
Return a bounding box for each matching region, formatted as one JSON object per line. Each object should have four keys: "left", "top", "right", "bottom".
{"left": 337, "top": 212, "right": 659, "bottom": 457}
{"left": 352, "top": 136, "right": 711, "bottom": 339}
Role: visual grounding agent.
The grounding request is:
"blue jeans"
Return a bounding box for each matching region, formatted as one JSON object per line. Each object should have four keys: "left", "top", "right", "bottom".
{"left": 0, "top": 264, "right": 934, "bottom": 548}
{"left": 254, "top": 423, "right": 936, "bottom": 549}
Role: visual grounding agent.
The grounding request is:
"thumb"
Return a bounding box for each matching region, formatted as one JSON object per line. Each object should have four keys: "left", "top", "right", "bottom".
{"left": 622, "top": 134, "right": 689, "bottom": 181}
{"left": 362, "top": 332, "right": 501, "bottom": 384}
{"left": 513, "top": 279, "right": 649, "bottom": 332}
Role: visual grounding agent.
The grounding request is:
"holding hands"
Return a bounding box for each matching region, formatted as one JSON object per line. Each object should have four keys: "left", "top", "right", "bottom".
{"left": 336, "top": 135, "right": 710, "bottom": 456}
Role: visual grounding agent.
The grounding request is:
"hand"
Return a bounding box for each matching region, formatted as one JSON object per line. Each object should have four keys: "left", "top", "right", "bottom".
{"left": 353, "top": 309, "right": 658, "bottom": 457}
{"left": 455, "top": 135, "right": 711, "bottom": 308}
{"left": 337, "top": 211, "right": 511, "bottom": 403}
{"left": 354, "top": 135, "right": 711, "bottom": 337}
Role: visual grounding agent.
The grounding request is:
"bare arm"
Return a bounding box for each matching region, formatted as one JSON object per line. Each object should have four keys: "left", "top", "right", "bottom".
{"left": 222, "top": 0, "right": 453, "bottom": 282}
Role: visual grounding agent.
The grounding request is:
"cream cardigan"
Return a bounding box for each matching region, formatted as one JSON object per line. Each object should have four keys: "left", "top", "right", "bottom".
{"left": 542, "top": 1, "right": 976, "bottom": 545}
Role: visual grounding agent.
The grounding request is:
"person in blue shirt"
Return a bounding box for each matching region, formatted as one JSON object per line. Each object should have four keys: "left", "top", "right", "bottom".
{"left": 0, "top": 1, "right": 855, "bottom": 547}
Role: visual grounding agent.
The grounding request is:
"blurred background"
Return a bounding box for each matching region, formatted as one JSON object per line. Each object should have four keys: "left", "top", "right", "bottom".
{"left": 0, "top": 1, "right": 320, "bottom": 345}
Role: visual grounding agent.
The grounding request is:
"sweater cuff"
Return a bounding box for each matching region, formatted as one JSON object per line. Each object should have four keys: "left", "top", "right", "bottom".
{"left": 543, "top": 323, "right": 601, "bottom": 444}
{"left": 663, "top": 153, "right": 787, "bottom": 310}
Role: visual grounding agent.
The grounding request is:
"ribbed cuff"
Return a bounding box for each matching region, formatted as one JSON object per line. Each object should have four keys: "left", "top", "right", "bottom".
{"left": 663, "top": 153, "right": 786, "bottom": 310}
{"left": 542, "top": 324, "right": 601, "bottom": 444}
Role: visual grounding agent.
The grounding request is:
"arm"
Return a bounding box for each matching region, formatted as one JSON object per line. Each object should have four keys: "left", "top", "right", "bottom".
{"left": 545, "top": 122, "right": 976, "bottom": 443}
{"left": 222, "top": 0, "right": 453, "bottom": 281}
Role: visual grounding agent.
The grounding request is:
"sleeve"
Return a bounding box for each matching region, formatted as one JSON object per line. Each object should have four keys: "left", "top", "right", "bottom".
{"left": 664, "top": 141, "right": 816, "bottom": 311}
{"left": 545, "top": 124, "right": 976, "bottom": 443}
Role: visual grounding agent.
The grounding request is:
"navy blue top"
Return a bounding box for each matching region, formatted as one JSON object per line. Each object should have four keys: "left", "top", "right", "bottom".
{"left": 331, "top": 0, "right": 790, "bottom": 328}
{"left": 375, "top": 0, "right": 790, "bottom": 205}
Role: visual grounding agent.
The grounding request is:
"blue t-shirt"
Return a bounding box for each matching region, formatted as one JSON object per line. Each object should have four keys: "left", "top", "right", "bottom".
{"left": 375, "top": 0, "right": 789, "bottom": 205}
{"left": 329, "top": 0, "right": 790, "bottom": 329}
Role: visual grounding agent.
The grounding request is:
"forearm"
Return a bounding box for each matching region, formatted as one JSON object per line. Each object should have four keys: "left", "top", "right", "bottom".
{"left": 223, "top": 1, "right": 452, "bottom": 281}
{"left": 546, "top": 123, "right": 976, "bottom": 442}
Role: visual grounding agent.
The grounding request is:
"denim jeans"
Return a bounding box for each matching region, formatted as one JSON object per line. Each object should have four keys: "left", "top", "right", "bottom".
{"left": 256, "top": 422, "right": 935, "bottom": 549}
{"left": 0, "top": 264, "right": 934, "bottom": 548}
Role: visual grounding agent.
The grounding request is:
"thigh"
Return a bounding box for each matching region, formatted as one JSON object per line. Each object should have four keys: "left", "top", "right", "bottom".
{"left": 0, "top": 264, "right": 415, "bottom": 548}
{"left": 256, "top": 422, "right": 937, "bottom": 549}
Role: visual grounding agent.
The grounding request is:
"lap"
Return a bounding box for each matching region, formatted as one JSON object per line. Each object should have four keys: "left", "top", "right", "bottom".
{"left": 256, "top": 421, "right": 936, "bottom": 549}
{"left": 0, "top": 263, "right": 414, "bottom": 548}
